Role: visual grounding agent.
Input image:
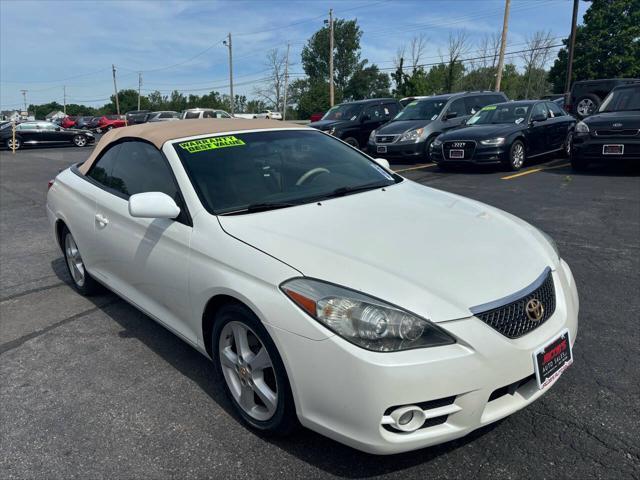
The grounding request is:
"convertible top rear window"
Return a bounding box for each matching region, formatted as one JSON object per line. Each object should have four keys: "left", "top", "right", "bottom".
{"left": 173, "top": 129, "right": 398, "bottom": 214}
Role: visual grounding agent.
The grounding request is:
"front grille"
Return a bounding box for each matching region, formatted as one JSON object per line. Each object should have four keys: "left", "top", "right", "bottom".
{"left": 595, "top": 129, "right": 639, "bottom": 137}
{"left": 443, "top": 140, "right": 476, "bottom": 160}
{"left": 375, "top": 135, "right": 397, "bottom": 144}
{"left": 473, "top": 270, "right": 556, "bottom": 338}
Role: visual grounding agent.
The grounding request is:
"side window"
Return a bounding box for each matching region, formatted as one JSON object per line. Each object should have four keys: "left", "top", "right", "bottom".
{"left": 159, "top": 112, "right": 172, "bottom": 119}
{"left": 448, "top": 98, "right": 468, "bottom": 117}
{"left": 185, "top": 111, "right": 200, "bottom": 119}
{"left": 547, "top": 102, "right": 564, "bottom": 117}
{"left": 87, "top": 144, "right": 121, "bottom": 188}
{"left": 465, "top": 96, "right": 485, "bottom": 115}
{"left": 203, "top": 110, "right": 215, "bottom": 118}
{"left": 531, "top": 103, "right": 549, "bottom": 120}
{"left": 364, "top": 104, "right": 384, "bottom": 120}
{"left": 109, "top": 141, "right": 178, "bottom": 199}
{"left": 383, "top": 103, "right": 399, "bottom": 117}
{"left": 216, "top": 111, "right": 231, "bottom": 118}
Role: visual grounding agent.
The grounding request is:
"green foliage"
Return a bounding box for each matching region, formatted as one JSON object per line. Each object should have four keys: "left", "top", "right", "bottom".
{"left": 548, "top": 0, "right": 640, "bottom": 92}
{"left": 290, "top": 78, "right": 332, "bottom": 119}
{"left": 344, "top": 64, "right": 390, "bottom": 100}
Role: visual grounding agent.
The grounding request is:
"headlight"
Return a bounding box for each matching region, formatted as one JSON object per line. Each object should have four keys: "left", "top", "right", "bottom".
{"left": 281, "top": 278, "right": 455, "bottom": 352}
{"left": 536, "top": 227, "right": 560, "bottom": 261}
{"left": 398, "top": 127, "right": 425, "bottom": 143}
{"left": 479, "top": 137, "right": 505, "bottom": 146}
{"left": 432, "top": 137, "right": 443, "bottom": 147}
{"left": 327, "top": 127, "right": 336, "bottom": 136}
{"left": 575, "top": 121, "right": 589, "bottom": 134}
{"left": 369, "top": 130, "right": 376, "bottom": 143}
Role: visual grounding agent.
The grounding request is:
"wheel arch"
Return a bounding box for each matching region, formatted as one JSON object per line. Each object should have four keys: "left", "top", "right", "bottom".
{"left": 54, "top": 218, "right": 68, "bottom": 251}
{"left": 202, "top": 294, "right": 253, "bottom": 359}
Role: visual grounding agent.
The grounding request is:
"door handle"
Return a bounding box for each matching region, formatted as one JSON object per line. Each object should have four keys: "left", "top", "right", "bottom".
{"left": 95, "top": 213, "right": 109, "bottom": 226}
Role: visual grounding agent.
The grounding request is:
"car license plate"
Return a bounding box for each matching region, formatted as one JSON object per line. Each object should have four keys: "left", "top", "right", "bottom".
{"left": 603, "top": 144, "right": 624, "bottom": 155}
{"left": 533, "top": 329, "right": 573, "bottom": 390}
{"left": 377, "top": 145, "right": 387, "bottom": 153}
{"left": 449, "top": 149, "right": 464, "bottom": 159}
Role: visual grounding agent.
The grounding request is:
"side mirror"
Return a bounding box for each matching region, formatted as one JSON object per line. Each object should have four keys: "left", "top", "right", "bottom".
{"left": 530, "top": 113, "right": 547, "bottom": 123}
{"left": 445, "top": 111, "right": 458, "bottom": 120}
{"left": 373, "top": 157, "right": 390, "bottom": 170}
{"left": 128, "top": 192, "right": 180, "bottom": 219}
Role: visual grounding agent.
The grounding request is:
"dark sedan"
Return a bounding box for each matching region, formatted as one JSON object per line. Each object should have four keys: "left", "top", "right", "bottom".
{"left": 430, "top": 100, "right": 575, "bottom": 171}
{"left": 1, "top": 121, "right": 95, "bottom": 150}
{"left": 571, "top": 84, "right": 640, "bottom": 171}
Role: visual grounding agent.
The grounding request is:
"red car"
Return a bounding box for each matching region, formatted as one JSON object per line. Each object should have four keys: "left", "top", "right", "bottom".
{"left": 97, "top": 115, "right": 126, "bottom": 132}
{"left": 310, "top": 112, "right": 325, "bottom": 122}
{"left": 60, "top": 116, "right": 76, "bottom": 129}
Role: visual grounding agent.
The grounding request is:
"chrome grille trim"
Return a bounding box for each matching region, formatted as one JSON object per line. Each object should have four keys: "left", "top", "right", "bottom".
{"left": 470, "top": 267, "right": 556, "bottom": 338}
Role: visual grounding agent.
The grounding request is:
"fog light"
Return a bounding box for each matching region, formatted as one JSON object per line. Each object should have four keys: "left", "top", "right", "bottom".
{"left": 389, "top": 406, "right": 426, "bottom": 432}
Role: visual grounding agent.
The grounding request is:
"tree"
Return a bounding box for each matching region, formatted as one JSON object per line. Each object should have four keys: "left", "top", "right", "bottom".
{"left": 441, "top": 31, "right": 469, "bottom": 92}
{"left": 344, "top": 65, "right": 390, "bottom": 100}
{"left": 108, "top": 89, "right": 150, "bottom": 113}
{"left": 548, "top": 0, "right": 640, "bottom": 93}
{"left": 520, "top": 30, "right": 555, "bottom": 98}
{"left": 254, "top": 48, "right": 287, "bottom": 110}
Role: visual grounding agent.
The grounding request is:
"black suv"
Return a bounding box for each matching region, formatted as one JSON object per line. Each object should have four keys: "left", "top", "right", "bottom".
{"left": 567, "top": 78, "right": 639, "bottom": 119}
{"left": 308, "top": 98, "right": 402, "bottom": 149}
{"left": 571, "top": 83, "right": 640, "bottom": 170}
{"left": 368, "top": 91, "right": 508, "bottom": 162}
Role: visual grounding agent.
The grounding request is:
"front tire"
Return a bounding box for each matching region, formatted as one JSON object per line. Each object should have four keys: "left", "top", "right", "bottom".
{"left": 343, "top": 137, "right": 360, "bottom": 149}
{"left": 575, "top": 94, "right": 600, "bottom": 119}
{"left": 72, "top": 135, "right": 87, "bottom": 147}
{"left": 562, "top": 132, "right": 573, "bottom": 158}
{"left": 61, "top": 226, "right": 100, "bottom": 295}
{"left": 507, "top": 140, "right": 526, "bottom": 171}
{"left": 5, "top": 137, "right": 21, "bottom": 150}
{"left": 212, "top": 304, "right": 298, "bottom": 436}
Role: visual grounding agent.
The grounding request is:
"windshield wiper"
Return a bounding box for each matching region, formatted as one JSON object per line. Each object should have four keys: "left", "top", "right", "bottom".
{"left": 245, "top": 201, "right": 300, "bottom": 213}
{"left": 321, "top": 181, "right": 391, "bottom": 200}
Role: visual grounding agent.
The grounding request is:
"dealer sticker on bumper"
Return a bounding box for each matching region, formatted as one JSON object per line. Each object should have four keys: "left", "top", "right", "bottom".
{"left": 533, "top": 329, "right": 573, "bottom": 390}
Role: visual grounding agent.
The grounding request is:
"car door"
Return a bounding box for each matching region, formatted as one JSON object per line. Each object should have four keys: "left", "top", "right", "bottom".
{"left": 87, "top": 140, "right": 195, "bottom": 343}
{"left": 442, "top": 98, "right": 469, "bottom": 131}
{"left": 39, "top": 122, "right": 68, "bottom": 143}
{"left": 546, "top": 101, "right": 570, "bottom": 149}
{"left": 361, "top": 104, "right": 388, "bottom": 146}
{"left": 527, "top": 102, "right": 551, "bottom": 156}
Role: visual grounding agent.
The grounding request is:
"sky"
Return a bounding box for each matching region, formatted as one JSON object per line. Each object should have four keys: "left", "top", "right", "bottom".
{"left": 0, "top": 0, "right": 590, "bottom": 111}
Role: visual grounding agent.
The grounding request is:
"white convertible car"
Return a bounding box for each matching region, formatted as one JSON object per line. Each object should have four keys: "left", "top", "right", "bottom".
{"left": 46, "top": 119, "right": 578, "bottom": 454}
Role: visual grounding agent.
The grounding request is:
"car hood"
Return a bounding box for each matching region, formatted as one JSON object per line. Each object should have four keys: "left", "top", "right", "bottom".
{"left": 376, "top": 119, "right": 434, "bottom": 135}
{"left": 218, "top": 181, "right": 557, "bottom": 322}
{"left": 583, "top": 111, "right": 640, "bottom": 129}
{"left": 439, "top": 124, "right": 520, "bottom": 141}
{"left": 308, "top": 119, "right": 352, "bottom": 131}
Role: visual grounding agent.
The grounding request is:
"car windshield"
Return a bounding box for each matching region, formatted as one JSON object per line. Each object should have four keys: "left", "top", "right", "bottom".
{"left": 599, "top": 86, "right": 640, "bottom": 112}
{"left": 467, "top": 104, "right": 531, "bottom": 125}
{"left": 173, "top": 130, "right": 399, "bottom": 215}
{"left": 392, "top": 99, "right": 447, "bottom": 121}
{"left": 322, "top": 104, "right": 363, "bottom": 121}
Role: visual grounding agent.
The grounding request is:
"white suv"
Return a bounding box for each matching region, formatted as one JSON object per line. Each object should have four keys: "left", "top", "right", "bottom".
{"left": 254, "top": 110, "right": 282, "bottom": 120}
{"left": 182, "top": 108, "right": 232, "bottom": 120}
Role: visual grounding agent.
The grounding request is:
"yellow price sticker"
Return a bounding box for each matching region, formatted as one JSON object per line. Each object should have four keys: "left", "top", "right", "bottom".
{"left": 482, "top": 105, "right": 497, "bottom": 111}
{"left": 179, "top": 135, "right": 245, "bottom": 153}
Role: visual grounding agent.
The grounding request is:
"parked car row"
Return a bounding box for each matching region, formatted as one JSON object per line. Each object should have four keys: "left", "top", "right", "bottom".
{"left": 1, "top": 120, "right": 95, "bottom": 150}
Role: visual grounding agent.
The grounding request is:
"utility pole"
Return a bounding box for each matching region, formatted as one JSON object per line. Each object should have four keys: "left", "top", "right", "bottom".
{"left": 564, "top": 0, "right": 579, "bottom": 105}
{"left": 20, "top": 89, "right": 27, "bottom": 115}
{"left": 223, "top": 33, "right": 234, "bottom": 115}
{"left": 283, "top": 42, "right": 290, "bottom": 121}
{"left": 111, "top": 64, "right": 120, "bottom": 115}
{"left": 494, "top": 0, "right": 511, "bottom": 92}
{"left": 328, "top": 9, "right": 334, "bottom": 106}
{"left": 137, "top": 72, "right": 142, "bottom": 111}
{"left": 63, "top": 85, "right": 67, "bottom": 115}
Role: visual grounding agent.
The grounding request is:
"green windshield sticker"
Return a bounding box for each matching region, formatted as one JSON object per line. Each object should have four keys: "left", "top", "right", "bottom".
{"left": 482, "top": 105, "right": 497, "bottom": 111}
{"left": 178, "top": 135, "right": 245, "bottom": 153}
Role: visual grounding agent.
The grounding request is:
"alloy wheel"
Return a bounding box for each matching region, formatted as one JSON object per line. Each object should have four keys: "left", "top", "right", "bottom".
{"left": 219, "top": 321, "right": 278, "bottom": 421}
{"left": 74, "top": 136, "right": 87, "bottom": 147}
{"left": 576, "top": 98, "right": 595, "bottom": 117}
{"left": 64, "top": 233, "right": 86, "bottom": 287}
{"left": 6, "top": 138, "right": 20, "bottom": 150}
{"left": 511, "top": 142, "right": 525, "bottom": 169}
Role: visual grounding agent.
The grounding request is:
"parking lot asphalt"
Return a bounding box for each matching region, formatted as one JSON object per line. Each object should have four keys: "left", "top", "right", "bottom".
{"left": 1, "top": 144, "right": 639, "bottom": 479}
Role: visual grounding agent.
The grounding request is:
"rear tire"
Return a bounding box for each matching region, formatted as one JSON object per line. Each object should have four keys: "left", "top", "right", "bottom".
{"left": 61, "top": 226, "right": 100, "bottom": 296}
{"left": 212, "top": 303, "right": 298, "bottom": 436}
{"left": 5, "top": 137, "right": 21, "bottom": 150}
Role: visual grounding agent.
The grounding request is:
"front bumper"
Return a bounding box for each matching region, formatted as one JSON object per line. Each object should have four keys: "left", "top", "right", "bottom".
{"left": 268, "top": 260, "right": 578, "bottom": 454}
{"left": 430, "top": 143, "right": 509, "bottom": 165}
{"left": 572, "top": 134, "right": 640, "bottom": 161}
{"left": 367, "top": 140, "right": 425, "bottom": 160}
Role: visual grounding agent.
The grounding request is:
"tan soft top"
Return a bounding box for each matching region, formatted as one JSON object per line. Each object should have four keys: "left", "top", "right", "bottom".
{"left": 78, "top": 118, "right": 307, "bottom": 174}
